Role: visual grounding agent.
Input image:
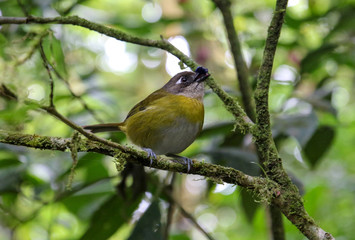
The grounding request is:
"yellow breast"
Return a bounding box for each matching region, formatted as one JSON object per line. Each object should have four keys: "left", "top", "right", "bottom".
{"left": 123, "top": 93, "right": 204, "bottom": 154}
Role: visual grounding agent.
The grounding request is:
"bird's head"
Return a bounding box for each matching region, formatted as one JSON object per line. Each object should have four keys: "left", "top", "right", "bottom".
{"left": 163, "top": 67, "right": 210, "bottom": 99}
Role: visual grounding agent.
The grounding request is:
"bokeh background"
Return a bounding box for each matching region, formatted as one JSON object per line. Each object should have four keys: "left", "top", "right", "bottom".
{"left": 0, "top": 0, "right": 355, "bottom": 239}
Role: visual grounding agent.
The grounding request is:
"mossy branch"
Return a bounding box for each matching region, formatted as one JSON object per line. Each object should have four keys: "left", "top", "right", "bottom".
{"left": 0, "top": 129, "right": 271, "bottom": 191}
{"left": 254, "top": 0, "right": 288, "bottom": 164}
{"left": 0, "top": 129, "right": 334, "bottom": 239}
{"left": 213, "top": 0, "right": 284, "bottom": 238}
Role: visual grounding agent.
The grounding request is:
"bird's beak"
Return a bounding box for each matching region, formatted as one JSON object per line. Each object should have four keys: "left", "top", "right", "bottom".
{"left": 193, "top": 67, "right": 210, "bottom": 82}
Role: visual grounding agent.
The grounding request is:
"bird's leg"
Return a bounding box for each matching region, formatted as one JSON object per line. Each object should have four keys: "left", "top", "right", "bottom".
{"left": 166, "top": 154, "right": 192, "bottom": 172}
{"left": 142, "top": 148, "right": 157, "bottom": 167}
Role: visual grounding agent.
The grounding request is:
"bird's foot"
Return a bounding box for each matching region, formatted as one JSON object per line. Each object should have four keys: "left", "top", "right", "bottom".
{"left": 142, "top": 148, "right": 157, "bottom": 167}
{"left": 167, "top": 154, "right": 193, "bottom": 172}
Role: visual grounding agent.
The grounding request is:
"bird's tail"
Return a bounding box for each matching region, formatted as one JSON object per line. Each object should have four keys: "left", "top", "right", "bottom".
{"left": 83, "top": 123, "right": 125, "bottom": 133}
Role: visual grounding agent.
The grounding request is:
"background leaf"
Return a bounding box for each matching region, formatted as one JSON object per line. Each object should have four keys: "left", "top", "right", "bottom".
{"left": 42, "top": 34, "right": 68, "bottom": 78}
{"left": 127, "top": 200, "right": 163, "bottom": 240}
{"left": 80, "top": 193, "right": 143, "bottom": 240}
{"left": 272, "top": 110, "right": 318, "bottom": 146}
{"left": 240, "top": 189, "right": 260, "bottom": 223}
{"left": 206, "top": 148, "right": 260, "bottom": 176}
{"left": 304, "top": 125, "right": 335, "bottom": 169}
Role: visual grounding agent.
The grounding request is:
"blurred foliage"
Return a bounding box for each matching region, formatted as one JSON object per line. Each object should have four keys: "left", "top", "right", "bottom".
{"left": 0, "top": 0, "right": 355, "bottom": 239}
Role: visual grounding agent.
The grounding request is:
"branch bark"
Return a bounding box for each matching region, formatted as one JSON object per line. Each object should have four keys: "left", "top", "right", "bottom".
{"left": 212, "top": 0, "right": 256, "bottom": 122}
{"left": 212, "top": 1, "right": 286, "bottom": 238}
{"left": 0, "top": 130, "right": 271, "bottom": 191}
{"left": 0, "top": 130, "right": 334, "bottom": 240}
{"left": 254, "top": 0, "right": 289, "bottom": 165}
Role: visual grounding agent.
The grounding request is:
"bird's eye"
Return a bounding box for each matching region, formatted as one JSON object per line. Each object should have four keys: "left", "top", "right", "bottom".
{"left": 176, "top": 76, "right": 188, "bottom": 84}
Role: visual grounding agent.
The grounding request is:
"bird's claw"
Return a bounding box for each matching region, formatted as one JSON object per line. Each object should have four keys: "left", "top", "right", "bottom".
{"left": 167, "top": 154, "right": 192, "bottom": 172}
{"left": 142, "top": 148, "right": 157, "bottom": 167}
{"left": 183, "top": 157, "right": 192, "bottom": 172}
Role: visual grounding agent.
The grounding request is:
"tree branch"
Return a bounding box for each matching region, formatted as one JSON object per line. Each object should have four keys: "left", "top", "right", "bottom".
{"left": 161, "top": 175, "right": 216, "bottom": 240}
{"left": 254, "top": 0, "right": 288, "bottom": 164}
{"left": 212, "top": 1, "right": 285, "bottom": 238}
{"left": 269, "top": 204, "right": 285, "bottom": 240}
{"left": 0, "top": 130, "right": 334, "bottom": 239}
{"left": 0, "top": 130, "right": 271, "bottom": 191}
{"left": 245, "top": 0, "right": 334, "bottom": 239}
{"left": 212, "top": 0, "right": 256, "bottom": 121}
{"left": 47, "top": 61, "right": 105, "bottom": 123}
{"left": 39, "top": 41, "right": 55, "bottom": 108}
{"left": 170, "top": 196, "right": 215, "bottom": 240}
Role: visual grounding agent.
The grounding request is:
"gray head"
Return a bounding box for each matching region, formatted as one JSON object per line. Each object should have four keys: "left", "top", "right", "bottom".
{"left": 162, "top": 67, "right": 210, "bottom": 100}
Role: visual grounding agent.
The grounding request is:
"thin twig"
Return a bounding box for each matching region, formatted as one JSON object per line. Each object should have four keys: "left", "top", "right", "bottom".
{"left": 212, "top": 0, "right": 256, "bottom": 121}
{"left": 66, "top": 131, "right": 80, "bottom": 190}
{"left": 269, "top": 204, "right": 285, "bottom": 240}
{"left": 16, "top": 0, "right": 29, "bottom": 17}
{"left": 29, "top": 45, "right": 128, "bottom": 152}
{"left": 163, "top": 173, "right": 176, "bottom": 240}
{"left": 42, "top": 105, "right": 128, "bottom": 152}
{"left": 14, "top": 30, "right": 49, "bottom": 66}
{"left": 39, "top": 41, "right": 55, "bottom": 107}
{"left": 163, "top": 187, "right": 216, "bottom": 240}
{"left": 47, "top": 61, "right": 104, "bottom": 123}
{"left": 213, "top": 1, "right": 284, "bottom": 238}
{"left": 13, "top": 30, "right": 103, "bottom": 122}
{"left": 0, "top": 84, "right": 18, "bottom": 101}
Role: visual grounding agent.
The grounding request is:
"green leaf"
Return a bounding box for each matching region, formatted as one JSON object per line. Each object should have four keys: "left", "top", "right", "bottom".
{"left": 240, "top": 189, "right": 260, "bottom": 223}
{"left": 82, "top": 154, "right": 109, "bottom": 182}
{"left": 0, "top": 165, "right": 25, "bottom": 193}
{"left": 304, "top": 125, "right": 335, "bottom": 169}
{"left": 0, "top": 34, "right": 7, "bottom": 57}
{"left": 0, "top": 102, "right": 37, "bottom": 127}
{"left": 80, "top": 192, "right": 143, "bottom": 240}
{"left": 127, "top": 200, "right": 163, "bottom": 240}
{"left": 221, "top": 132, "right": 245, "bottom": 148}
{"left": 288, "top": 172, "right": 305, "bottom": 195}
{"left": 62, "top": 192, "right": 112, "bottom": 220}
{"left": 170, "top": 234, "right": 190, "bottom": 240}
{"left": 42, "top": 34, "right": 68, "bottom": 78}
{"left": 205, "top": 148, "right": 260, "bottom": 176}
{"left": 272, "top": 111, "right": 318, "bottom": 146}
{"left": 300, "top": 44, "right": 337, "bottom": 74}
{"left": 0, "top": 151, "right": 21, "bottom": 168}
{"left": 199, "top": 121, "right": 234, "bottom": 139}
{"left": 325, "top": 7, "right": 355, "bottom": 41}
{"left": 305, "top": 84, "right": 337, "bottom": 115}
{"left": 56, "top": 153, "right": 107, "bottom": 183}
{"left": 0, "top": 150, "right": 25, "bottom": 193}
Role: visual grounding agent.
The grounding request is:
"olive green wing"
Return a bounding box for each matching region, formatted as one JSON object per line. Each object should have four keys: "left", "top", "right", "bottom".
{"left": 124, "top": 89, "right": 169, "bottom": 120}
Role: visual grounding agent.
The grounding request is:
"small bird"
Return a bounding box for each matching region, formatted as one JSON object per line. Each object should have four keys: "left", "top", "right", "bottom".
{"left": 83, "top": 67, "right": 210, "bottom": 171}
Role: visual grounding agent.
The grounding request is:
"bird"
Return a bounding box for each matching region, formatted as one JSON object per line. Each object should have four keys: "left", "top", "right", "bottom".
{"left": 83, "top": 66, "right": 210, "bottom": 171}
